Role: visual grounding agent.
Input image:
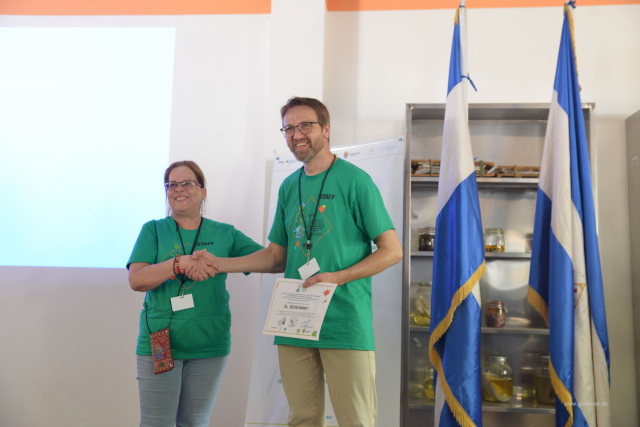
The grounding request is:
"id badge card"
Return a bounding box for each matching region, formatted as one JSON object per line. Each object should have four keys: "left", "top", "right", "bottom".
{"left": 298, "top": 258, "right": 320, "bottom": 281}
{"left": 150, "top": 327, "right": 174, "bottom": 374}
{"left": 171, "top": 293, "right": 194, "bottom": 312}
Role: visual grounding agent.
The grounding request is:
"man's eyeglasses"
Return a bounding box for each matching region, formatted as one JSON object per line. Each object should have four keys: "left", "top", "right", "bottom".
{"left": 280, "top": 122, "right": 319, "bottom": 138}
{"left": 164, "top": 180, "right": 203, "bottom": 191}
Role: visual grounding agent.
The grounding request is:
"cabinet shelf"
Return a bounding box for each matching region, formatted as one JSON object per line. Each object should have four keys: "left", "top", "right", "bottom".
{"left": 411, "top": 251, "right": 531, "bottom": 259}
{"left": 408, "top": 395, "right": 554, "bottom": 414}
{"left": 480, "top": 327, "right": 549, "bottom": 335}
{"left": 411, "top": 251, "right": 434, "bottom": 257}
{"left": 411, "top": 176, "right": 539, "bottom": 189}
{"left": 407, "top": 394, "right": 434, "bottom": 410}
{"left": 410, "top": 326, "right": 549, "bottom": 335}
{"left": 481, "top": 401, "right": 555, "bottom": 414}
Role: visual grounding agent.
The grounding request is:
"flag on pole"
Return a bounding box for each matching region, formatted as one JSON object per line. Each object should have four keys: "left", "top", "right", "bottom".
{"left": 528, "top": 4, "right": 611, "bottom": 427}
{"left": 429, "top": 4, "right": 484, "bottom": 427}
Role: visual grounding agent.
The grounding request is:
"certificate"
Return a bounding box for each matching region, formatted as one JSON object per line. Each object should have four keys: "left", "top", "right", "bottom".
{"left": 263, "top": 279, "right": 337, "bottom": 341}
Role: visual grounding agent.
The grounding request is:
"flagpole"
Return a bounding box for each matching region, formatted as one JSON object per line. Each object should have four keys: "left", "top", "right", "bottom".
{"left": 564, "top": 1, "right": 580, "bottom": 87}
{"left": 459, "top": 1, "right": 469, "bottom": 114}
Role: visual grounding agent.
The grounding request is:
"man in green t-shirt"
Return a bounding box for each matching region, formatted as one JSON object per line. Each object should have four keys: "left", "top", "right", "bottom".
{"left": 193, "top": 97, "right": 403, "bottom": 427}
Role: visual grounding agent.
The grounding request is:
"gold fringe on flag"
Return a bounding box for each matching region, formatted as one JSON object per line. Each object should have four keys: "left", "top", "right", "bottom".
{"left": 428, "top": 261, "right": 485, "bottom": 427}
{"left": 550, "top": 360, "right": 574, "bottom": 427}
{"left": 527, "top": 285, "right": 550, "bottom": 326}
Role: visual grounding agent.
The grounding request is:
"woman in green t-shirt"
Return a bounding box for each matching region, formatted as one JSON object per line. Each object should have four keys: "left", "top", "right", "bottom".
{"left": 127, "top": 160, "right": 263, "bottom": 427}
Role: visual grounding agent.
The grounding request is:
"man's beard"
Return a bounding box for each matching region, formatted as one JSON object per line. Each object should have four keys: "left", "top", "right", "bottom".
{"left": 290, "top": 136, "right": 323, "bottom": 163}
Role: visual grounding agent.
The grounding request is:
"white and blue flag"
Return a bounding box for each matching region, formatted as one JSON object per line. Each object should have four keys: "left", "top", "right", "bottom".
{"left": 429, "top": 4, "right": 484, "bottom": 427}
{"left": 528, "top": 4, "right": 611, "bottom": 427}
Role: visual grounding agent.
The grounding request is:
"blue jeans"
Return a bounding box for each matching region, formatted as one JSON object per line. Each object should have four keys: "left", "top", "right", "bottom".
{"left": 136, "top": 355, "right": 228, "bottom": 427}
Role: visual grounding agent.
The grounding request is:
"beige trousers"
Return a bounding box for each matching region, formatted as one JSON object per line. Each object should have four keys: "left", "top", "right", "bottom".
{"left": 277, "top": 345, "right": 378, "bottom": 427}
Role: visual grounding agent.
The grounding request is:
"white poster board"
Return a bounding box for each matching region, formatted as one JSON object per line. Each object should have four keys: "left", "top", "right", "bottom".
{"left": 244, "top": 137, "right": 405, "bottom": 427}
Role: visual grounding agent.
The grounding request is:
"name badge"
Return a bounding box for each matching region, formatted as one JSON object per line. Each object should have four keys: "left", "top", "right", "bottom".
{"left": 298, "top": 258, "right": 321, "bottom": 281}
{"left": 171, "top": 293, "right": 195, "bottom": 311}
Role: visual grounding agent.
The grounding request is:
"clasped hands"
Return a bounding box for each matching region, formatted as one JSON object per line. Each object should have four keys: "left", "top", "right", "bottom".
{"left": 180, "top": 250, "right": 345, "bottom": 287}
{"left": 179, "top": 250, "right": 221, "bottom": 282}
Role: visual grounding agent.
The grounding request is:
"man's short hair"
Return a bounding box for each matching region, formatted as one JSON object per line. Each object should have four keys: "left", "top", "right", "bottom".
{"left": 280, "top": 97, "right": 330, "bottom": 128}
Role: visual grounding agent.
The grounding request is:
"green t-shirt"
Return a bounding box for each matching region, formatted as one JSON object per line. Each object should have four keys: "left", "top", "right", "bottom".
{"left": 127, "top": 217, "right": 263, "bottom": 359}
{"left": 268, "top": 158, "right": 395, "bottom": 350}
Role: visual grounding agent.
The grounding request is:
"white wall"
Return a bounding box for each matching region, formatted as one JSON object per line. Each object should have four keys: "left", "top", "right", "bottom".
{"left": 0, "top": 13, "right": 269, "bottom": 427}
{"left": 323, "top": 5, "right": 640, "bottom": 427}
{"left": 263, "top": 0, "right": 328, "bottom": 241}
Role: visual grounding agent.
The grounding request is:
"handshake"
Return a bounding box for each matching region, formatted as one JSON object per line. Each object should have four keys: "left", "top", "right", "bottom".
{"left": 180, "top": 250, "right": 222, "bottom": 282}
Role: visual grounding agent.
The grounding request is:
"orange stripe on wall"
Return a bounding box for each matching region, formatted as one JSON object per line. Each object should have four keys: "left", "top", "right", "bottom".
{"left": 0, "top": 0, "right": 270, "bottom": 16}
{"left": 2, "top": 0, "right": 636, "bottom": 15}
{"left": 326, "top": 0, "right": 640, "bottom": 12}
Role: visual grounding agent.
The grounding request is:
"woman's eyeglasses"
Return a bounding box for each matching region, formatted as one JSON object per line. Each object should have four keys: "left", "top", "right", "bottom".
{"left": 164, "top": 180, "right": 203, "bottom": 191}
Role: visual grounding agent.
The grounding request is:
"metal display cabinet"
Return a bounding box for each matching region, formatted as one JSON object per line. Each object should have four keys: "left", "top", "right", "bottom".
{"left": 401, "top": 103, "right": 595, "bottom": 427}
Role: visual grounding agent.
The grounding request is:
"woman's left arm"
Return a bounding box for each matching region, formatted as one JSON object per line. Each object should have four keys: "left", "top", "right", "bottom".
{"left": 129, "top": 260, "right": 177, "bottom": 292}
{"left": 129, "top": 256, "right": 215, "bottom": 292}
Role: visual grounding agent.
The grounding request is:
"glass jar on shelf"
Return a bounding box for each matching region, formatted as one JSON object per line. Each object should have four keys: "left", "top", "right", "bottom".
{"left": 410, "top": 282, "right": 432, "bottom": 326}
{"left": 424, "top": 356, "right": 435, "bottom": 401}
{"left": 520, "top": 366, "right": 536, "bottom": 402}
{"left": 525, "top": 233, "right": 534, "bottom": 253}
{"left": 418, "top": 227, "right": 436, "bottom": 251}
{"left": 535, "top": 355, "right": 556, "bottom": 404}
{"left": 481, "top": 354, "right": 513, "bottom": 402}
{"left": 409, "top": 338, "right": 428, "bottom": 397}
{"left": 484, "top": 228, "right": 505, "bottom": 252}
{"left": 485, "top": 300, "right": 507, "bottom": 328}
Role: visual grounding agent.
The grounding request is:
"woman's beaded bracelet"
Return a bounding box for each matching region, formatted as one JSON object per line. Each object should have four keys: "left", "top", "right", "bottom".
{"left": 174, "top": 255, "right": 182, "bottom": 275}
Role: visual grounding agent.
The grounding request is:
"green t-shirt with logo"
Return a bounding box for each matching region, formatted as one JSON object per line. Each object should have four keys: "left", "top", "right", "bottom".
{"left": 127, "top": 217, "right": 263, "bottom": 359}
{"left": 268, "top": 158, "right": 395, "bottom": 351}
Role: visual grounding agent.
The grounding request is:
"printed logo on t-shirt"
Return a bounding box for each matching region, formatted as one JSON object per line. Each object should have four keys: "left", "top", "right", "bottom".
{"left": 159, "top": 242, "right": 212, "bottom": 263}
{"left": 292, "top": 196, "right": 333, "bottom": 259}
{"left": 161, "top": 243, "right": 191, "bottom": 262}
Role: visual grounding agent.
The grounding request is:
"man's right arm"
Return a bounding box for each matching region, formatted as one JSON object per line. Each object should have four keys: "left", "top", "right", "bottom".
{"left": 191, "top": 242, "right": 287, "bottom": 275}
